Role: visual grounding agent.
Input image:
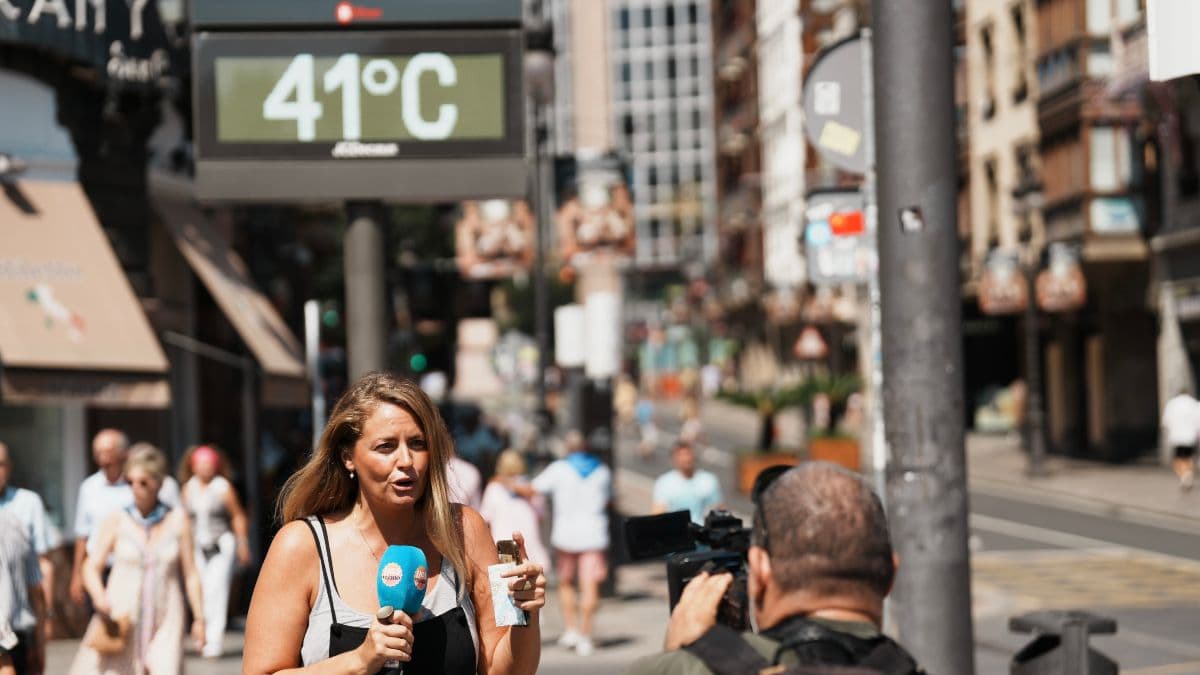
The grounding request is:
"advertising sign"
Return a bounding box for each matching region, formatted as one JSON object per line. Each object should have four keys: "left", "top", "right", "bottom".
{"left": 978, "top": 249, "right": 1028, "bottom": 316}
{"left": 554, "top": 154, "right": 635, "bottom": 267}
{"left": 1035, "top": 243, "right": 1087, "bottom": 313}
{"left": 0, "top": 0, "right": 176, "bottom": 86}
{"left": 192, "top": 30, "right": 526, "bottom": 202}
{"left": 804, "top": 189, "right": 874, "bottom": 286}
{"left": 455, "top": 200, "right": 534, "bottom": 280}
{"left": 802, "top": 35, "right": 867, "bottom": 175}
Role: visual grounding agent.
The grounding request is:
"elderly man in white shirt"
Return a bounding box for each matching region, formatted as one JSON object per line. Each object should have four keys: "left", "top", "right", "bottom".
{"left": 68, "top": 429, "right": 180, "bottom": 605}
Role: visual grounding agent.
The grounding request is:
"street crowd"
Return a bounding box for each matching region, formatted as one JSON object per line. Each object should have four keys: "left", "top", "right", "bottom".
{"left": 1, "top": 370, "right": 926, "bottom": 674}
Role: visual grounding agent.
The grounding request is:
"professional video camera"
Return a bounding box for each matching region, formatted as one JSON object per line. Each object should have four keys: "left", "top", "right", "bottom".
{"left": 623, "top": 508, "right": 752, "bottom": 631}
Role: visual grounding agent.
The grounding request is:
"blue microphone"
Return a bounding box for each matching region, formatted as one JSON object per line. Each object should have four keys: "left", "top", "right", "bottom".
{"left": 376, "top": 545, "right": 429, "bottom": 673}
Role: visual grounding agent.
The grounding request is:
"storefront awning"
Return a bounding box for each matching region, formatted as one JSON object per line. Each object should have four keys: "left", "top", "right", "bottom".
{"left": 151, "top": 181, "right": 308, "bottom": 408}
{"left": 0, "top": 179, "right": 170, "bottom": 407}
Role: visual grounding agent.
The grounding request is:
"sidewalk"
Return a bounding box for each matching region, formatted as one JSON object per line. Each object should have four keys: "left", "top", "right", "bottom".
{"left": 966, "top": 432, "right": 1200, "bottom": 531}
{"left": 686, "top": 395, "right": 1200, "bottom": 530}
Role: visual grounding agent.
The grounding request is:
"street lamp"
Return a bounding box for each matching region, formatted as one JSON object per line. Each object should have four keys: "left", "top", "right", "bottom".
{"left": 525, "top": 5, "right": 555, "bottom": 437}
{"left": 1012, "top": 173, "right": 1047, "bottom": 476}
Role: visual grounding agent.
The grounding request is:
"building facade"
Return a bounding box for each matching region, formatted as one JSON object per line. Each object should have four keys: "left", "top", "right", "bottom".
{"left": 757, "top": 0, "right": 807, "bottom": 291}
{"left": 610, "top": 0, "right": 720, "bottom": 269}
{"left": 712, "top": 0, "right": 763, "bottom": 296}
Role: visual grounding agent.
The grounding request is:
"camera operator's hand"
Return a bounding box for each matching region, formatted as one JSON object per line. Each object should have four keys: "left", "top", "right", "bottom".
{"left": 663, "top": 571, "right": 733, "bottom": 651}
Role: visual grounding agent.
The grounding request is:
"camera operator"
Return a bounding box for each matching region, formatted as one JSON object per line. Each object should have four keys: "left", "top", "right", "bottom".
{"left": 628, "top": 462, "right": 922, "bottom": 675}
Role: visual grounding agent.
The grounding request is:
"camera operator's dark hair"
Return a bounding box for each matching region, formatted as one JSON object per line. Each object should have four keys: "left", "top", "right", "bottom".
{"left": 753, "top": 462, "right": 894, "bottom": 601}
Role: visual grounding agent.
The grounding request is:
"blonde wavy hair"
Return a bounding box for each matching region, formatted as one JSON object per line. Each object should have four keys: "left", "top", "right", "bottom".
{"left": 277, "top": 372, "right": 469, "bottom": 593}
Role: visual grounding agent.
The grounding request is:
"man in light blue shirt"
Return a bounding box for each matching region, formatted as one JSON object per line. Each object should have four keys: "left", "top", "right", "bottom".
{"left": 652, "top": 440, "right": 724, "bottom": 524}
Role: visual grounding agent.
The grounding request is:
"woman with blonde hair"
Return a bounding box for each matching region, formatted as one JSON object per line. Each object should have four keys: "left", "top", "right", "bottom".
{"left": 177, "top": 444, "right": 251, "bottom": 658}
{"left": 243, "top": 372, "right": 547, "bottom": 675}
{"left": 480, "top": 451, "right": 549, "bottom": 571}
{"left": 69, "top": 443, "right": 205, "bottom": 675}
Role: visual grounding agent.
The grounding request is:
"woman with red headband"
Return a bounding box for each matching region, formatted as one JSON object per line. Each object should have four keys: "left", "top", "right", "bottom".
{"left": 177, "top": 444, "right": 251, "bottom": 659}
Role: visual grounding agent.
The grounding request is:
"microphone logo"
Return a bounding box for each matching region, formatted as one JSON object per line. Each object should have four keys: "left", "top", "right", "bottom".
{"left": 413, "top": 565, "right": 428, "bottom": 591}
{"left": 381, "top": 562, "right": 404, "bottom": 588}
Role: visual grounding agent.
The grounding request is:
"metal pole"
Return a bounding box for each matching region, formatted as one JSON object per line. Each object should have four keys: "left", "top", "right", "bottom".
{"left": 532, "top": 103, "right": 552, "bottom": 432}
{"left": 304, "top": 299, "right": 327, "bottom": 450}
{"left": 241, "top": 359, "right": 261, "bottom": 562}
{"left": 871, "top": 1, "right": 975, "bottom": 672}
{"left": 860, "top": 28, "right": 887, "bottom": 505}
{"left": 1024, "top": 260, "right": 1048, "bottom": 475}
{"left": 344, "top": 201, "right": 389, "bottom": 380}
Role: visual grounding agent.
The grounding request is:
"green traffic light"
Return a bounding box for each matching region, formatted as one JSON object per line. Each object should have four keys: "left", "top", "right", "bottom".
{"left": 409, "top": 353, "right": 428, "bottom": 372}
{"left": 322, "top": 309, "right": 340, "bottom": 328}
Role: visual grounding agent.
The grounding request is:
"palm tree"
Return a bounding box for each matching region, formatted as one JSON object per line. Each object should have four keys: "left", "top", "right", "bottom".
{"left": 717, "top": 372, "right": 861, "bottom": 450}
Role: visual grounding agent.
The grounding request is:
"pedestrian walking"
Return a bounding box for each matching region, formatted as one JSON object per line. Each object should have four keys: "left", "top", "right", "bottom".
{"left": 516, "top": 430, "right": 611, "bottom": 656}
{"left": 69, "top": 430, "right": 180, "bottom": 606}
{"left": 1161, "top": 389, "right": 1199, "bottom": 491}
{"left": 652, "top": 441, "right": 724, "bottom": 525}
{"left": 635, "top": 397, "right": 659, "bottom": 459}
{"left": 69, "top": 444, "right": 206, "bottom": 675}
{"left": 0, "top": 442, "right": 55, "bottom": 643}
{"left": 480, "top": 450, "right": 550, "bottom": 570}
{"left": 177, "top": 444, "right": 251, "bottom": 659}
{"left": 0, "top": 507, "right": 46, "bottom": 675}
{"left": 678, "top": 398, "right": 704, "bottom": 447}
{"left": 242, "top": 372, "right": 546, "bottom": 675}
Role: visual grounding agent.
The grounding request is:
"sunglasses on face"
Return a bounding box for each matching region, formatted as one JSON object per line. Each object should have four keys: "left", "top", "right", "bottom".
{"left": 749, "top": 464, "right": 793, "bottom": 554}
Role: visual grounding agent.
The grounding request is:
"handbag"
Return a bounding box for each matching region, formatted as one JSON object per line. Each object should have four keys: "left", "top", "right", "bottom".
{"left": 85, "top": 615, "right": 132, "bottom": 656}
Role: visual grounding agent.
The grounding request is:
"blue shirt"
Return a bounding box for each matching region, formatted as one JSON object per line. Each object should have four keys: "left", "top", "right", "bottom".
{"left": 653, "top": 469, "right": 723, "bottom": 524}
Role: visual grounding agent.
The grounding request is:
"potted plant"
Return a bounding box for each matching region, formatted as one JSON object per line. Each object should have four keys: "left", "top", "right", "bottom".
{"left": 802, "top": 373, "right": 862, "bottom": 471}
{"left": 716, "top": 384, "right": 809, "bottom": 493}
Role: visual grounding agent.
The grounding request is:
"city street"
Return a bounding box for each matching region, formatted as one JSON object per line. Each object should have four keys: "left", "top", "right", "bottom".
{"left": 627, "top": 398, "right": 1200, "bottom": 673}
{"left": 43, "top": 396, "right": 1200, "bottom": 674}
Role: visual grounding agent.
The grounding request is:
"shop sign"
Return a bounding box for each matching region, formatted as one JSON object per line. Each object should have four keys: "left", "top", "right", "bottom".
{"left": 454, "top": 199, "right": 534, "bottom": 280}
{"left": 554, "top": 153, "right": 635, "bottom": 268}
{"left": 1089, "top": 197, "right": 1141, "bottom": 234}
{"left": 978, "top": 249, "right": 1028, "bottom": 316}
{"left": 1035, "top": 243, "right": 1086, "bottom": 312}
{"left": 0, "top": 0, "right": 175, "bottom": 85}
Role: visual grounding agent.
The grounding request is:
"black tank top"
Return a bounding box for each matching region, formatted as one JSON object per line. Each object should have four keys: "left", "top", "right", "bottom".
{"left": 304, "top": 517, "right": 478, "bottom": 675}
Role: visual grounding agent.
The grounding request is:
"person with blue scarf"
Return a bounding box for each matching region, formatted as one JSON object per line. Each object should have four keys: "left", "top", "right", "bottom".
{"left": 69, "top": 444, "right": 206, "bottom": 675}
{"left": 513, "top": 430, "right": 612, "bottom": 656}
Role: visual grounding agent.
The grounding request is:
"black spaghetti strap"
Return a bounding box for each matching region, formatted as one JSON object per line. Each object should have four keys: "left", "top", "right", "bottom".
{"left": 315, "top": 516, "right": 341, "bottom": 593}
{"left": 303, "top": 517, "right": 339, "bottom": 625}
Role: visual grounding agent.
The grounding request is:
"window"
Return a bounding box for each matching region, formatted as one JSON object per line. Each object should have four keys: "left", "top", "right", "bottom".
{"left": 980, "top": 24, "right": 997, "bottom": 120}
{"left": 1086, "top": 0, "right": 1112, "bottom": 34}
{"left": 985, "top": 157, "right": 999, "bottom": 243}
{"left": 688, "top": 2, "right": 698, "bottom": 25}
{"left": 1090, "top": 126, "right": 1131, "bottom": 191}
{"left": 1011, "top": 3, "right": 1026, "bottom": 45}
{"left": 1087, "top": 42, "right": 1113, "bottom": 77}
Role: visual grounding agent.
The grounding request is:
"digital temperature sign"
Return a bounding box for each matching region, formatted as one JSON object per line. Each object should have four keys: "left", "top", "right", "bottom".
{"left": 192, "top": 30, "right": 525, "bottom": 202}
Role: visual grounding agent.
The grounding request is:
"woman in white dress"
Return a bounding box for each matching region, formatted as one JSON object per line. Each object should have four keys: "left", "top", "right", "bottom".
{"left": 177, "top": 444, "right": 251, "bottom": 658}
